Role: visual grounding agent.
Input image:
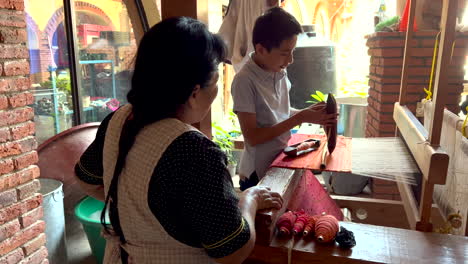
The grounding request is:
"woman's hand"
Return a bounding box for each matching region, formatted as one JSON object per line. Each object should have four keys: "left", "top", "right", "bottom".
{"left": 243, "top": 186, "right": 283, "bottom": 210}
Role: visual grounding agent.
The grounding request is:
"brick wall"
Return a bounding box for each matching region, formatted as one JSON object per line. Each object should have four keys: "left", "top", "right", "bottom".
{"left": 0, "top": 1, "right": 48, "bottom": 263}
{"left": 366, "top": 31, "right": 467, "bottom": 137}
{"left": 366, "top": 31, "right": 467, "bottom": 200}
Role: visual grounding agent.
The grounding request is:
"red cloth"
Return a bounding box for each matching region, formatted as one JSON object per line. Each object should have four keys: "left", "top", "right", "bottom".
{"left": 287, "top": 170, "right": 343, "bottom": 221}
{"left": 270, "top": 134, "right": 352, "bottom": 172}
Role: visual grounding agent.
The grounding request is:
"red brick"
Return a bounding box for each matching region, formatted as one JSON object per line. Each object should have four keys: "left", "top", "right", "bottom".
{"left": 16, "top": 179, "right": 40, "bottom": 200}
{"left": 0, "top": 0, "right": 24, "bottom": 11}
{"left": 0, "top": 128, "right": 10, "bottom": 143}
{"left": 0, "top": 221, "right": 45, "bottom": 256}
{"left": 366, "top": 32, "right": 405, "bottom": 39}
{"left": 376, "top": 66, "right": 401, "bottom": 76}
{"left": 21, "top": 233, "right": 45, "bottom": 256}
{"left": 13, "top": 151, "right": 38, "bottom": 170}
{"left": 373, "top": 83, "right": 401, "bottom": 93}
{"left": 367, "top": 106, "right": 394, "bottom": 123}
{"left": 20, "top": 246, "right": 47, "bottom": 264}
{"left": 411, "top": 48, "right": 436, "bottom": 57}
{"left": 419, "top": 38, "right": 439, "bottom": 48}
{"left": 369, "top": 75, "right": 401, "bottom": 84}
{"left": 19, "top": 207, "right": 42, "bottom": 228}
{"left": 1, "top": 60, "right": 29, "bottom": 76}
{"left": 8, "top": 92, "right": 33, "bottom": 108}
{"left": 408, "top": 67, "right": 431, "bottom": 77}
{"left": 0, "top": 142, "right": 21, "bottom": 158}
{"left": 376, "top": 39, "right": 418, "bottom": 48}
{"left": 15, "top": 166, "right": 40, "bottom": 185}
{"left": 8, "top": 78, "right": 29, "bottom": 92}
{"left": 370, "top": 57, "right": 379, "bottom": 66}
{"left": 380, "top": 57, "right": 425, "bottom": 66}
{"left": 17, "top": 138, "right": 36, "bottom": 153}
{"left": 0, "top": 159, "right": 14, "bottom": 175}
{"left": 0, "top": 248, "right": 24, "bottom": 264}
{"left": 0, "top": 96, "right": 7, "bottom": 110}
{"left": 1, "top": 108, "right": 34, "bottom": 126}
{"left": 0, "top": 28, "right": 26, "bottom": 44}
{"left": 0, "top": 189, "right": 16, "bottom": 208}
{"left": 0, "top": 79, "right": 7, "bottom": 93}
{"left": 0, "top": 10, "right": 25, "bottom": 28}
{"left": 370, "top": 48, "right": 403, "bottom": 57}
{"left": 10, "top": 122, "right": 35, "bottom": 140}
{"left": 415, "top": 31, "right": 439, "bottom": 37}
{"left": 0, "top": 219, "right": 20, "bottom": 242}
{"left": 0, "top": 173, "right": 19, "bottom": 191}
{"left": 0, "top": 194, "right": 42, "bottom": 225}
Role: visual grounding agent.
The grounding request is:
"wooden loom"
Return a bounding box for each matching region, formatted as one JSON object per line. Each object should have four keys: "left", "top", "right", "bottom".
{"left": 246, "top": 0, "right": 468, "bottom": 263}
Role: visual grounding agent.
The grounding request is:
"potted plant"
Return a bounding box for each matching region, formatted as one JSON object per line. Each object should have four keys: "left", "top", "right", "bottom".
{"left": 212, "top": 123, "right": 238, "bottom": 177}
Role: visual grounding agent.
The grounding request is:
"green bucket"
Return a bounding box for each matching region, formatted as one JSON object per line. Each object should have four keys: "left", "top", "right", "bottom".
{"left": 74, "top": 196, "right": 109, "bottom": 264}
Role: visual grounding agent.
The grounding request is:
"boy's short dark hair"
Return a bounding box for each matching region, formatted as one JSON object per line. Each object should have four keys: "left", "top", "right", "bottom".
{"left": 252, "top": 7, "right": 302, "bottom": 52}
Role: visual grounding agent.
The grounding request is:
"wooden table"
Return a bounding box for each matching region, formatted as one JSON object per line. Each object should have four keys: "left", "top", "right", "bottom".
{"left": 247, "top": 221, "right": 468, "bottom": 264}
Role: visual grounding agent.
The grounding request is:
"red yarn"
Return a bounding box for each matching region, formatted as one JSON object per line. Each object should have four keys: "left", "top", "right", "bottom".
{"left": 303, "top": 215, "right": 320, "bottom": 236}
{"left": 399, "top": 0, "right": 418, "bottom": 32}
{"left": 276, "top": 211, "right": 297, "bottom": 236}
{"left": 292, "top": 210, "right": 309, "bottom": 235}
{"left": 315, "top": 214, "right": 339, "bottom": 243}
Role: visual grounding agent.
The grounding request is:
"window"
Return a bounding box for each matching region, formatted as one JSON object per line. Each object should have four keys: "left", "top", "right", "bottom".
{"left": 25, "top": 0, "right": 139, "bottom": 144}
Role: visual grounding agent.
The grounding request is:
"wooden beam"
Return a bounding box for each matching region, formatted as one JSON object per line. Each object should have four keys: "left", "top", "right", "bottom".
{"left": 396, "top": 179, "right": 419, "bottom": 230}
{"left": 428, "top": 0, "right": 458, "bottom": 145}
{"left": 416, "top": 177, "right": 434, "bottom": 231}
{"left": 161, "top": 0, "right": 208, "bottom": 23}
{"left": 393, "top": 104, "right": 449, "bottom": 184}
{"left": 141, "top": 0, "right": 161, "bottom": 27}
{"left": 246, "top": 221, "right": 468, "bottom": 264}
{"left": 255, "top": 168, "right": 304, "bottom": 245}
{"left": 398, "top": 0, "right": 417, "bottom": 105}
{"left": 160, "top": 0, "right": 212, "bottom": 138}
{"left": 123, "top": 0, "right": 147, "bottom": 44}
{"left": 332, "top": 196, "right": 410, "bottom": 229}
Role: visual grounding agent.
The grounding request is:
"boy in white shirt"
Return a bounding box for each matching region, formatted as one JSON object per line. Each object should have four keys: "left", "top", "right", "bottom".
{"left": 231, "top": 7, "right": 337, "bottom": 191}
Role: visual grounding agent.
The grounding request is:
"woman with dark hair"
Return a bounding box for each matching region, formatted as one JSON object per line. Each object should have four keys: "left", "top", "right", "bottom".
{"left": 75, "top": 17, "right": 282, "bottom": 263}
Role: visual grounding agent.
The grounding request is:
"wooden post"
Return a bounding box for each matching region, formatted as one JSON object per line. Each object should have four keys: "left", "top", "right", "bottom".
{"left": 428, "top": 0, "right": 458, "bottom": 146}
{"left": 160, "top": 0, "right": 212, "bottom": 138}
{"left": 416, "top": 178, "right": 434, "bottom": 231}
{"left": 161, "top": 0, "right": 209, "bottom": 22}
{"left": 123, "top": 0, "right": 147, "bottom": 44}
{"left": 398, "top": 0, "right": 417, "bottom": 105}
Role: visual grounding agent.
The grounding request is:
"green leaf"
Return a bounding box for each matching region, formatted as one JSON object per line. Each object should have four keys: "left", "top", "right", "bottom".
{"left": 311, "top": 94, "right": 322, "bottom": 102}
{"left": 316, "top": 91, "right": 326, "bottom": 101}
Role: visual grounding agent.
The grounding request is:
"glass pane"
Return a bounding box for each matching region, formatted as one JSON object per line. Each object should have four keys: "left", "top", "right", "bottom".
{"left": 73, "top": 0, "right": 137, "bottom": 123}
{"left": 25, "top": 0, "right": 74, "bottom": 144}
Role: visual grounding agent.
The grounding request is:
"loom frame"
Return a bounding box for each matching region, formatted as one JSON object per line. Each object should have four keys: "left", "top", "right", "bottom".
{"left": 394, "top": 0, "right": 456, "bottom": 232}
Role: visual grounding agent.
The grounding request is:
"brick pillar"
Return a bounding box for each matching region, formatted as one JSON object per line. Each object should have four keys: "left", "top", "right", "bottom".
{"left": 366, "top": 31, "right": 467, "bottom": 138}
{"left": 0, "top": 1, "right": 48, "bottom": 263}
{"left": 365, "top": 31, "right": 467, "bottom": 200}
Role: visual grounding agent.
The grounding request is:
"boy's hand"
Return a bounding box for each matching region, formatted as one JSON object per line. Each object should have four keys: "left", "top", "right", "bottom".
{"left": 298, "top": 102, "right": 338, "bottom": 125}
